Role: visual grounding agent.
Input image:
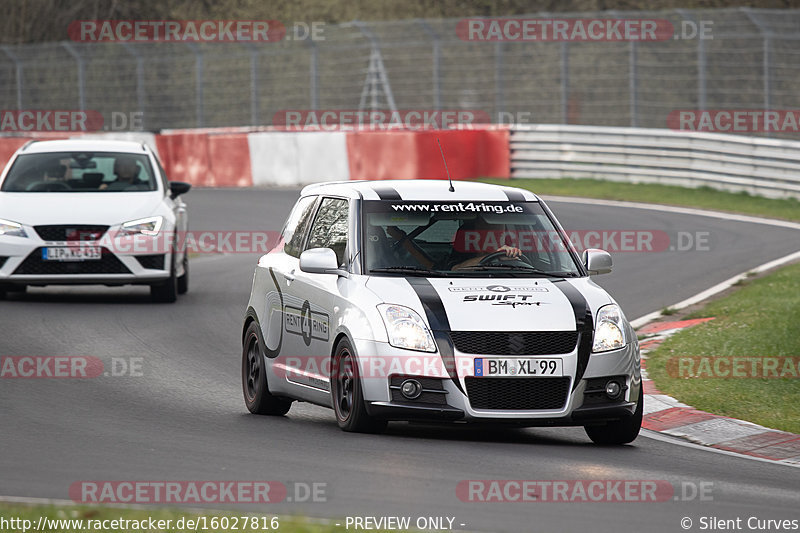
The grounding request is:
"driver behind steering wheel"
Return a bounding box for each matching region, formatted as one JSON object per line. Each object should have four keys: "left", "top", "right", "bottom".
{"left": 449, "top": 216, "right": 522, "bottom": 270}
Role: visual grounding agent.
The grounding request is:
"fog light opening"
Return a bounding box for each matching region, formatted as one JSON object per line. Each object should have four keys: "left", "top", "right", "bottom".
{"left": 605, "top": 380, "right": 622, "bottom": 400}
{"left": 400, "top": 379, "right": 422, "bottom": 400}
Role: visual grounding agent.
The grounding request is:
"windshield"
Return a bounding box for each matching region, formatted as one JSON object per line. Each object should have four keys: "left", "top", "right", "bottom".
{"left": 1, "top": 152, "right": 158, "bottom": 192}
{"left": 362, "top": 200, "right": 582, "bottom": 278}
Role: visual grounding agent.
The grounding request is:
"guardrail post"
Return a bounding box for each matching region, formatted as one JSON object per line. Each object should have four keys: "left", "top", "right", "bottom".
{"left": 61, "top": 42, "right": 86, "bottom": 111}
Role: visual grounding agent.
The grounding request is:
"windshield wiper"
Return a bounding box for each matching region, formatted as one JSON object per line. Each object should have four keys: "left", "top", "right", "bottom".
{"left": 458, "top": 264, "right": 576, "bottom": 277}
{"left": 369, "top": 266, "right": 440, "bottom": 276}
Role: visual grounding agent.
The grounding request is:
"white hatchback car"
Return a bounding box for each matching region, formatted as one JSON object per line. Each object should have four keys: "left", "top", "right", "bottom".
{"left": 242, "top": 180, "right": 642, "bottom": 444}
{"left": 0, "top": 139, "right": 191, "bottom": 302}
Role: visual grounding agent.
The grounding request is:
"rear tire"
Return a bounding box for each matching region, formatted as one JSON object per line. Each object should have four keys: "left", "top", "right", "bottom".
{"left": 242, "top": 322, "right": 292, "bottom": 415}
{"left": 584, "top": 386, "right": 643, "bottom": 445}
{"left": 331, "top": 338, "right": 387, "bottom": 434}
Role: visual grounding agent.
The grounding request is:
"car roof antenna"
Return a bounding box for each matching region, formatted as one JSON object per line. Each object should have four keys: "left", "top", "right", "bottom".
{"left": 436, "top": 137, "right": 455, "bottom": 192}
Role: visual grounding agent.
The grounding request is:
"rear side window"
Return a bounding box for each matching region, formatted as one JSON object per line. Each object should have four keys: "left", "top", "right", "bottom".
{"left": 305, "top": 197, "right": 349, "bottom": 266}
{"left": 282, "top": 196, "right": 317, "bottom": 258}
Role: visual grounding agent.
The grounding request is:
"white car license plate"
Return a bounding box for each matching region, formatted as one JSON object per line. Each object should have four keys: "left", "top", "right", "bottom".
{"left": 42, "top": 246, "right": 102, "bottom": 261}
{"left": 474, "top": 357, "right": 563, "bottom": 377}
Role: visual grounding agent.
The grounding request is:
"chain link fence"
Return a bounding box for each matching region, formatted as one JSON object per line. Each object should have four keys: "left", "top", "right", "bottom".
{"left": 1, "top": 7, "right": 799, "bottom": 136}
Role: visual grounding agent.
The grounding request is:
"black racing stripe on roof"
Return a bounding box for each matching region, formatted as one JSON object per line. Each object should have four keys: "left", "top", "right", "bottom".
{"left": 503, "top": 189, "right": 527, "bottom": 202}
{"left": 373, "top": 186, "right": 402, "bottom": 200}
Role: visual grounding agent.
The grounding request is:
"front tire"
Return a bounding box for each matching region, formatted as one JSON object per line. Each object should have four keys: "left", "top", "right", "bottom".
{"left": 150, "top": 254, "right": 178, "bottom": 303}
{"left": 331, "top": 338, "right": 387, "bottom": 434}
{"left": 177, "top": 253, "right": 189, "bottom": 295}
{"left": 242, "top": 322, "right": 292, "bottom": 415}
{"left": 584, "top": 386, "right": 643, "bottom": 445}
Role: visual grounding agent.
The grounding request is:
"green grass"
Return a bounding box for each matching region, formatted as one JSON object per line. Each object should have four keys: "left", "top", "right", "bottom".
{"left": 481, "top": 178, "right": 800, "bottom": 223}
{"left": 645, "top": 262, "right": 800, "bottom": 434}
{"left": 0, "top": 504, "right": 358, "bottom": 533}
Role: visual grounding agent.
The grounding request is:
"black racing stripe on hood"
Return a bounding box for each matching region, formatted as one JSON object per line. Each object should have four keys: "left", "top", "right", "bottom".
{"left": 405, "top": 278, "right": 464, "bottom": 394}
{"left": 551, "top": 279, "right": 594, "bottom": 391}
{"left": 373, "top": 186, "right": 401, "bottom": 200}
{"left": 503, "top": 189, "right": 526, "bottom": 202}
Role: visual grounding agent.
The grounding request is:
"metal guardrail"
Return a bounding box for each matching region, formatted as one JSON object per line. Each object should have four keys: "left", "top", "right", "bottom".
{"left": 510, "top": 124, "right": 800, "bottom": 199}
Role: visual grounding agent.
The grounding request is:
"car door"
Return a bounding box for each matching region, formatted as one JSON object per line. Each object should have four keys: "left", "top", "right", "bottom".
{"left": 286, "top": 196, "right": 351, "bottom": 394}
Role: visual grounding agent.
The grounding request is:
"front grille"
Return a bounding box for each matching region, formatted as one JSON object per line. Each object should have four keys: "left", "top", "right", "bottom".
{"left": 34, "top": 225, "right": 109, "bottom": 242}
{"left": 450, "top": 331, "right": 578, "bottom": 355}
{"left": 465, "top": 377, "right": 570, "bottom": 410}
{"left": 13, "top": 248, "right": 131, "bottom": 275}
{"left": 135, "top": 254, "right": 165, "bottom": 270}
{"left": 389, "top": 375, "right": 448, "bottom": 405}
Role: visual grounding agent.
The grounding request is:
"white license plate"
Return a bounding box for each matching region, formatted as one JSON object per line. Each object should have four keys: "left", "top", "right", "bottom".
{"left": 473, "top": 357, "right": 563, "bottom": 377}
{"left": 42, "top": 246, "right": 102, "bottom": 261}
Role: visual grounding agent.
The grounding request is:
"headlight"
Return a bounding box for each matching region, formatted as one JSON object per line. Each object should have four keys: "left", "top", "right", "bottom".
{"left": 0, "top": 218, "right": 27, "bottom": 238}
{"left": 378, "top": 304, "right": 436, "bottom": 352}
{"left": 592, "top": 304, "right": 627, "bottom": 353}
{"left": 119, "top": 216, "right": 163, "bottom": 236}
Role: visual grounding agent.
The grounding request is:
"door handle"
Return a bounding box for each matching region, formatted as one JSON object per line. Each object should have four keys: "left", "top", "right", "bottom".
{"left": 283, "top": 270, "right": 296, "bottom": 282}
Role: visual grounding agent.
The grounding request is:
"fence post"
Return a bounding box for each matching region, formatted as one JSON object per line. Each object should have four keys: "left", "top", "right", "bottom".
{"left": 1, "top": 46, "right": 24, "bottom": 110}
{"left": 418, "top": 20, "right": 441, "bottom": 111}
{"left": 742, "top": 8, "right": 774, "bottom": 137}
{"left": 494, "top": 41, "right": 505, "bottom": 120}
{"left": 121, "top": 43, "right": 146, "bottom": 130}
{"left": 560, "top": 42, "right": 569, "bottom": 124}
{"left": 61, "top": 42, "right": 85, "bottom": 111}
{"left": 186, "top": 43, "right": 204, "bottom": 128}
{"left": 308, "top": 40, "right": 319, "bottom": 111}
{"left": 240, "top": 43, "right": 260, "bottom": 125}
{"left": 629, "top": 41, "right": 638, "bottom": 127}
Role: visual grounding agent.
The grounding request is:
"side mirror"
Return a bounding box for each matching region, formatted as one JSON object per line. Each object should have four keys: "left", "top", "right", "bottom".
{"left": 169, "top": 181, "right": 191, "bottom": 198}
{"left": 299, "top": 248, "right": 348, "bottom": 276}
{"left": 583, "top": 248, "right": 612, "bottom": 275}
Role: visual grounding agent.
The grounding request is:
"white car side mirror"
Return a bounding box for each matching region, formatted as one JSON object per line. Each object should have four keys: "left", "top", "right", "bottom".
{"left": 583, "top": 248, "right": 612, "bottom": 275}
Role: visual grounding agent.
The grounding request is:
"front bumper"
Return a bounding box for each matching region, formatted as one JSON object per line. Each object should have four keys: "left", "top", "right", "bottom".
{"left": 354, "top": 337, "right": 641, "bottom": 425}
{"left": 0, "top": 231, "right": 173, "bottom": 286}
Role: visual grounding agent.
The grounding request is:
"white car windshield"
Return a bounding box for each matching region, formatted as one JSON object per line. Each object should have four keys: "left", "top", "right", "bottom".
{"left": 362, "top": 200, "right": 582, "bottom": 278}
{"left": 1, "top": 152, "right": 158, "bottom": 193}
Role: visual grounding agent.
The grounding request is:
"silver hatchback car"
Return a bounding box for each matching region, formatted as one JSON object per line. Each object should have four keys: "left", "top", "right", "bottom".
{"left": 242, "top": 180, "right": 642, "bottom": 444}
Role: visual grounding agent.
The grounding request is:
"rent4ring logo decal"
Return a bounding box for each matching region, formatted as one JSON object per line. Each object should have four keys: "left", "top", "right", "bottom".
{"left": 283, "top": 300, "right": 329, "bottom": 346}
{"left": 451, "top": 285, "right": 549, "bottom": 307}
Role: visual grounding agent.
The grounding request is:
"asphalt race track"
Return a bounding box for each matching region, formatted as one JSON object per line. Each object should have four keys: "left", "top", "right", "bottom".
{"left": 1, "top": 188, "right": 798, "bottom": 533}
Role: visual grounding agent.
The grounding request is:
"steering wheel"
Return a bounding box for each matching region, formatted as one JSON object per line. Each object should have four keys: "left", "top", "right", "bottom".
{"left": 479, "top": 250, "right": 534, "bottom": 266}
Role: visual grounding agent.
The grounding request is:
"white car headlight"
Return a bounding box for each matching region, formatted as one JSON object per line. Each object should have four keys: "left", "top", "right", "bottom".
{"left": 378, "top": 304, "right": 436, "bottom": 353}
{"left": 119, "top": 216, "right": 163, "bottom": 236}
{"left": 0, "top": 218, "right": 27, "bottom": 238}
{"left": 592, "top": 304, "right": 627, "bottom": 353}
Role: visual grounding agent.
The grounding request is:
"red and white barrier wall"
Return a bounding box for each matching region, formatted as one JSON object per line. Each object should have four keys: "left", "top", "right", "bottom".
{"left": 0, "top": 127, "right": 510, "bottom": 186}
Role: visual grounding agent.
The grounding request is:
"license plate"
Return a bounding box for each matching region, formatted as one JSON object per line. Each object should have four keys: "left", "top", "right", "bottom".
{"left": 42, "top": 246, "right": 102, "bottom": 261}
{"left": 474, "top": 357, "right": 563, "bottom": 377}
